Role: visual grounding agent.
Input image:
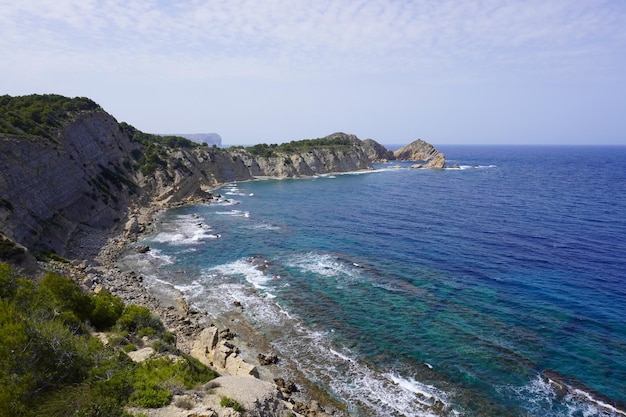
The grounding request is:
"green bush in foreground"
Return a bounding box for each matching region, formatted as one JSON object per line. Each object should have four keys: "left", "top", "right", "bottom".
{"left": 90, "top": 290, "right": 125, "bottom": 330}
{"left": 116, "top": 304, "right": 164, "bottom": 336}
{"left": 0, "top": 263, "right": 218, "bottom": 416}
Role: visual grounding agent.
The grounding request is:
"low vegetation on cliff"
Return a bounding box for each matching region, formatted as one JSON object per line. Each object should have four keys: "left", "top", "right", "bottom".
{"left": 244, "top": 134, "right": 359, "bottom": 157}
{"left": 118, "top": 122, "right": 205, "bottom": 176}
{"left": 0, "top": 94, "right": 100, "bottom": 140}
{"left": 0, "top": 262, "right": 218, "bottom": 417}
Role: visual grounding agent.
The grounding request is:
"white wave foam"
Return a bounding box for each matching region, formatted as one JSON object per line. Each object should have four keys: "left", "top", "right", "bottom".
{"left": 150, "top": 214, "right": 218, "bottom": 245}
{"left": 387, "top": 373, "right": 448, "bottom": 405}
{"left": 208, "top": 259, "right": 273, "bottom": 290}
{"left": 571, "top": 389, "right": 626, "bottom": 416}
{"left": 216, "top": 198, "right": 240, "bottom": 205}
{"left": 284, "top": 252, "right": 361, "bottom": 282}
{"left": 444, "top": 164, "right": 497, "bottom": 170}
{"left": 145, "top": 247, "right": 176, "bottom": 264}
{"left": 329, "top": 348, "right": 355, "bottom": 363}
{"left": 221, "top": 184, "right": 255, "bottom": 197}
{"left": 134, "top": 252, "right": 457, "bottom": 417}
{"left": 249, "top": 223, "right": 281, "bottom": 231}
{"left": 502, "top": 374, "right": 626, "bottom": 417}
{"left": 216, "top": 209, "right": 250, "bottom": 218}
{"left": 239, "top": 301, "right": 457, "bottom": 416}
{"left": 173, "top": 280, "right": 205, "bottom": 298}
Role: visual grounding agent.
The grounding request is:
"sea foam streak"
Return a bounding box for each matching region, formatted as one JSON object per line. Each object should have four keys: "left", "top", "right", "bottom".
{"left": 270, "top": 317, "right": 456, "bottom": 417}
{"left": 163, "top": 251, "right": 458, "bottom": 416}
{"left": 208, "top": 259, "right": 272, "bottom": 290}
{"left": 151, "top": 214, "right": 218, "bottom": 245}
{"left": 501, "top": 374, "right": 626, "bottom": 417}
{"left": 284, "top": 252, "right": 362, "bottom": 284}
{"left": 215, "top": 209, "right": 250, "bottom": 218}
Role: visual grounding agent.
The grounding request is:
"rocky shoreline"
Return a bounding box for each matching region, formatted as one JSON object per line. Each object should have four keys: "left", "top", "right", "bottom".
{"left": 55, "top": 195, "right": 345, "bottom": 417}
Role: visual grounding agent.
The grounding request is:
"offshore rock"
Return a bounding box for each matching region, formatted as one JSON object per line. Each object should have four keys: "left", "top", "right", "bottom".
{"left": 394, "top": 139, "right": 446, "bottom": 168}
{"left": 425, "top": 153, "right": 446, "bottom": 169}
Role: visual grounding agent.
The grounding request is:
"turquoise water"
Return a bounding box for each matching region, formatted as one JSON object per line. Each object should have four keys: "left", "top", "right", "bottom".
{"left": 124, "top": 146, "right": 626, "bottom": 416}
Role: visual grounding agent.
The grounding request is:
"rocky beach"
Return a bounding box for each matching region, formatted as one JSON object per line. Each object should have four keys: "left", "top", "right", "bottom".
{"left": 55, "top": 196, "right": 345, "bottom": 417}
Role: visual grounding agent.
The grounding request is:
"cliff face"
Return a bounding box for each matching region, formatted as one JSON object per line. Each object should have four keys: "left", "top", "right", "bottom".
{"left": 361, "top": 139, "right": 396, "bottom": 162}
{"left": 0, "top": 111, "right": 141, "bottom": 256}
{"left": 0, "top": 109, "right": 372, "bottom": 257}
{"left": 393, "top": 139, "right": 446, "bottom": 168}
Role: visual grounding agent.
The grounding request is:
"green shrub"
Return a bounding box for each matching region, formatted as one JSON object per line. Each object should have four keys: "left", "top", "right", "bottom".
{"left": 137, "top": 326, "right": 158, "bottom": 338}
{"left": 0, "top": 298, "right": 98, "bottom": 415}
{"left": 220, "top": 396, "right": 244, "bottom": 412}
{"left": 106, "top": 332, "right": 130, "bottom": 347}
{"left": 133, "top": 356, "right": 218, "bottom": 391}
{"left": 87, "top": 352, "right": 136, "bottom": 403}
{"left": 116, "top": 304, "right": 164, "bottom": 335}
{"left": 35, "top": 383, "right": 124, "bottom": 417}
{"left": 162, "top": 331, "right": 176, "bottom": 345}
{"left": 0, "top": 263, "right": 18, "bottom": 298}
{"left": 123, "top": 343, "right": 137, "bottom": 352}
{"left": 0, "top": 94, "right": 100, "bottom": 139}
{"left": 151, "top": 339, "right": 166, "bottom": 353}
{"left": 128, "top": 382, "right": 172, "bottom": 408}
{"left": 0, "top": 264, "right": 215, "bottom": 415}
{"left": 89, "top": 291, "right": 124, "bottom": 330}
{"left": 73, "top": 399, "right": 124, "bottom": 417}
{"left": 38, "top": 271, "right": 94, "bottom": 323}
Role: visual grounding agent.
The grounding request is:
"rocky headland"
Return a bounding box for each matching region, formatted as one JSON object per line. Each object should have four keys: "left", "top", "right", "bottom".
{"left": 0, "top": 94, "right": 447, "bottom": 416}
{"left": 393, "top": 139, "right": 446, "bottom": 169}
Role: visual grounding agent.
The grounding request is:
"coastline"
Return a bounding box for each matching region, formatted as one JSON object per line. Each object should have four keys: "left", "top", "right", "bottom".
{"left": 60, "top": 193, "right": 345, "bottom": 417}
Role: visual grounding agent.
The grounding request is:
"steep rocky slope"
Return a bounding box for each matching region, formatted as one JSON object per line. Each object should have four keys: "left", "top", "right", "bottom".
{"left": 0, "top": 110, "right": 141, "bottom": 257}
{"left": 394, "top": 138, "right": 446, "bottom": 168}
{"left": 361, "top": 138, "right": 396, "bottom": 162}
{"left": 0, "top": 96, "right": 373, "bottom": 259}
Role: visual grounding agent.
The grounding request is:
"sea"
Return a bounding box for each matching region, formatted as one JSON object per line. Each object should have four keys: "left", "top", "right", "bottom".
{"left": 119, "top": 145, "right": 626, "bottom": 417}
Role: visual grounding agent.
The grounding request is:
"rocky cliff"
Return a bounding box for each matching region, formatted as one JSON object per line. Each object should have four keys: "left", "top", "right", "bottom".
{"left": 0, "top": 110, "right": 141, "bottom": 258}
{"left": 0, "top": 96, "right": 373, "bottom": 259}
{"left": 393, "top": 139, "right": 446, "bottom": 168}
{"left": 361, "top": 138, "right": 396, "bottom": 162}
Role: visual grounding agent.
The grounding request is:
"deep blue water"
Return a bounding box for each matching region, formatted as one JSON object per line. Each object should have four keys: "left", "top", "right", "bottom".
{"left": 123, "top": 146, "right": 626, "bottom": 417}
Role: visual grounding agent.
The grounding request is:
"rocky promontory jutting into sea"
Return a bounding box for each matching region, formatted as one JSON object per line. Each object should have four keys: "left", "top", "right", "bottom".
{"left": 0, "top": 94, "right": 446, "bottom": 416}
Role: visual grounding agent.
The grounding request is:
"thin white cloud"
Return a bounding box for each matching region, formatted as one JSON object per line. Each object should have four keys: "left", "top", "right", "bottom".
{"left": 1, "top": 0, "right": 624, "bottom": 85}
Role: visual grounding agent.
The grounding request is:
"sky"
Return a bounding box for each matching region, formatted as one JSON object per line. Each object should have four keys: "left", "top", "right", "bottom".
{"left": 1, "top": 1, "right": 625, "bottom": 146}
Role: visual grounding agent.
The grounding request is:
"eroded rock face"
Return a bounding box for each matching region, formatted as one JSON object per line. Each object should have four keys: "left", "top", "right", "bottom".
{"left": 0, "top": 111, "right": 140, "bottom": 255}
{"left": 191, "top": 325, "right": 259, "bottom": 378}
{"left": 212, "top": 375, "right": 291, "bottom": 417}
{"left": 361, "top": 139, "right": 395, "bottom": 162}
{"left": 394, "top": 139, "right": 446, "bottom": 168}
{"left": 424, "top": 152, "right": 446, "bottom": 169}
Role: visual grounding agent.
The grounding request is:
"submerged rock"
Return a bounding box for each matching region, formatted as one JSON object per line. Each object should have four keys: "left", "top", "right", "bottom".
{"left": 258, "top": 351, "right": 279, "bottom": 365}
